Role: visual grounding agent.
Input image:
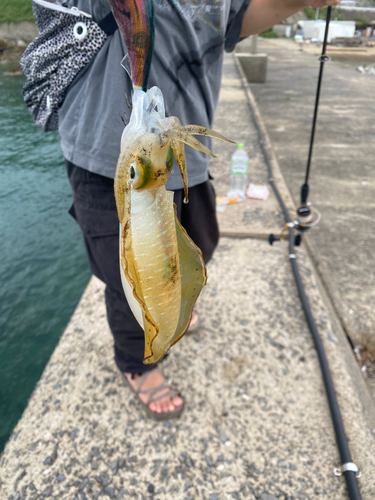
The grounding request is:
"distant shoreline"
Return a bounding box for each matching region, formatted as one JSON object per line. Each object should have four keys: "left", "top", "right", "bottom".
{"left": 0, "top": 21, "right": 37, "bottom": 65}
{"left": 0, "top": 46, "right": 25, "bottom": 66}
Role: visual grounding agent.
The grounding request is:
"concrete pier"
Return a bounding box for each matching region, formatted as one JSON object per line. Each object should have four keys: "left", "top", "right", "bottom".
{"left": 248, "top": 37, "right": 375, "bottom": 401}
{"left": 235, "top": 37, "right": 268, "bottom": 84}
{"left": 1, "top": 54, "right": 375, "bottom": 500}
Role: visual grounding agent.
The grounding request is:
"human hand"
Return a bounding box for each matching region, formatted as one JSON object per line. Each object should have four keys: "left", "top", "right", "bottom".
{"left": 306, "top": 0, "right": 341, "bottom": 6}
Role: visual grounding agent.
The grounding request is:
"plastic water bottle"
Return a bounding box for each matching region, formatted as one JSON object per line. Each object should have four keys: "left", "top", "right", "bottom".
{"left": 228, "top": 143, "right": 248, "bottom": 199}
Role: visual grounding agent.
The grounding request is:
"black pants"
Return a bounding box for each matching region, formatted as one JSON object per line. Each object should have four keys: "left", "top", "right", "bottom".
{"left": 66, "top": 160, "right": 219, "bottom": 373}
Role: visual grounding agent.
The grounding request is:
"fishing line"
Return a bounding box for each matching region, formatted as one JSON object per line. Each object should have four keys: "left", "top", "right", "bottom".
{"left": 235, "top": 7, "right": 363, "bottom": 499}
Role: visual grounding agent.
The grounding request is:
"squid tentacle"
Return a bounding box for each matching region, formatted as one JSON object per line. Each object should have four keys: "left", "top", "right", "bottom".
{"left": 162, "top": 129, "right": 215, "bottom": 157}
{"left": 182, "top": 125, "right": 235, "bottom": 144}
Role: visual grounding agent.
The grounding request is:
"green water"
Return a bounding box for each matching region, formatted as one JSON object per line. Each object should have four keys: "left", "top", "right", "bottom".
{"left": 0, "top": 66, "right": 91, "bottom": 452}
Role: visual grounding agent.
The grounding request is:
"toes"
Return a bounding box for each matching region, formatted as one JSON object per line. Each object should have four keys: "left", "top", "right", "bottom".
{"left": 149, "top": 400, "right": 169, "bottom": 413}
{"left": 149, "top": 402, "right": 155, "bottom": 412}
{"left": 172, "top": 395, "right": 184, "bottom": 408}
{"left": 128, "top": 370, "right": 184, "bottom": 415}
{"left": 149, "top": 397, "right": 183, "bottom": 414}
{"left": 148, "top": 402, "right": 158, "bottom": 413}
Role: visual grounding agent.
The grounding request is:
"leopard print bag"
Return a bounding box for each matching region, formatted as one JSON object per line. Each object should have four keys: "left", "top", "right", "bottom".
{"left": 20, "top": 0, "right": 111, "bottom": 132}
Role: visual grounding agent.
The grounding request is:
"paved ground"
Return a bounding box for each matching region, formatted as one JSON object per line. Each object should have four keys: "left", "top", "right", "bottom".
{"left": 1, "top": 54, "right": 375, "bottom": 500}
{"left": 245, "top": 38, "right": 375, "bottom": 387}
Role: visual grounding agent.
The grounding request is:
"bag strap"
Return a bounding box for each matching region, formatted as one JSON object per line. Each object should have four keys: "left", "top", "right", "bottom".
{"left": 33, "top": 0, "right": 118, "bottom": 36}
{"left": 98, "top": 12, "right": 118, "bottom": 36}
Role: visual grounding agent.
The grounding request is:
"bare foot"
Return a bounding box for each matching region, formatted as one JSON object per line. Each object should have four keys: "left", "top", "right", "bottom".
{"left": 124, "top": 370, "right": 184, "bottom": 414}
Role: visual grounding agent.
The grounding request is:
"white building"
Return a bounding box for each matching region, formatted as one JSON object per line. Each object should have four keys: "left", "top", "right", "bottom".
{"left": 298, "top": 20, "right": 356, "bottom": 42}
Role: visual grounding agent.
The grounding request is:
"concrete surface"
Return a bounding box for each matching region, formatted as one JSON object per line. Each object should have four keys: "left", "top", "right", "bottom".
{"left": 0, "top": 22, "right": 38, "bottom": 42}
{"left": 209, "top": 55, "right": 293, "bottom": 239}
{"left": 2, "top": 240, "right": 375, "bottom": 500}
{"left": 248, "top": 38, "right": 375, "bottom": 381}
{"left": 235, "top": 37, "right": 257, "bottom": 55}
{"left": 1, "top": 53, "right": 375, "bottom": 500}
{"left": 302, "top": 43, "right": 375, "bottom": 63}
{"left": 236, "top": 55, "right": 268, "bottom": 84}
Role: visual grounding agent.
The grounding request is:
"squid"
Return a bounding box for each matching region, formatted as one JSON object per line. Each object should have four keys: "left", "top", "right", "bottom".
{"left": 114, "top": 87, "right": 232, "bottom": 364}
{"left": 107, "top": 0, "right": 233, "bottom": 363}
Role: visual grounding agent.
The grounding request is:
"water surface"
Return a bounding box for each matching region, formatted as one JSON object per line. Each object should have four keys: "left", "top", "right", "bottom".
{"left": 0, "top": 65, "right": 91, "bottom": 452}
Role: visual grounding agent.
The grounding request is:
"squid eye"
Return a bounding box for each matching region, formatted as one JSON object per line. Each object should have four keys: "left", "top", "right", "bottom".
{"left": 130, "top": 166, "right": 135, "bottom": 179}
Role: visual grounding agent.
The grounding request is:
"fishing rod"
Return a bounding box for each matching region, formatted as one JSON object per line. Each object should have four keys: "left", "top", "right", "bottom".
{"left": 287, "top": 6, "right": 334, "bottom": 246}
{"left": 270, "top": 6, "right": 331, "bottom": 247}
{"left": 239, "top": 7, "right": 363, "bottom": 499}
{"left": 301, "top": 5, "right": 332, "bottom": 205}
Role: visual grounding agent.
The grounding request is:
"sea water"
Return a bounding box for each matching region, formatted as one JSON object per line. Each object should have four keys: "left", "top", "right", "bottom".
{"left": 0, "top": 65, "right": 91, "bottom": 452}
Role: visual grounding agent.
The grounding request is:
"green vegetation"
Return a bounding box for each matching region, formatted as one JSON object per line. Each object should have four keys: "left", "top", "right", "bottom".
{"left": 259, "top": 29, "right": 279, "bottom": 39}
{"left": 354, "top": 16, "right": 368, "bottom": 29}
{"left": 303, "top": 6, "right": 343, "bottom": 21}
{"left": 304, "top": 6, "right": 325, "bottom": 20}
{"left": 0, "top": 0, "right": 34, "bottom": 24}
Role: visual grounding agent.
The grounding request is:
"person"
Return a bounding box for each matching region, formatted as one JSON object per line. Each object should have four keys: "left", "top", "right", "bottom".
{"left": 60, "top": 0, "right": 341, "bottom": 419}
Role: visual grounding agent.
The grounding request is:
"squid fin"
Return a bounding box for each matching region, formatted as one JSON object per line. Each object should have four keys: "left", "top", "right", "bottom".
{"left": 168, "top": 204, "right": 207, "bottom": 347}
{"left": 120, "top": 221, "right": 159, "bottom": 362}
{"left": 142, "top": 205, "right": 207, "bottom": 364}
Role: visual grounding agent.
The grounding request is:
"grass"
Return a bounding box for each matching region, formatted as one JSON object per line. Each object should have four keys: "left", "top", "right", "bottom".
{"left": 304, "top": 6, "right": 327, "bottom": 20}
{"left": 259, "top": 29, "right": 278, "bottom": 39}
{"left": 0, "top": 0, "right": 34, "bottom": 24}
{"left": 303, "top": 6, "right": 344, "bottom": 21}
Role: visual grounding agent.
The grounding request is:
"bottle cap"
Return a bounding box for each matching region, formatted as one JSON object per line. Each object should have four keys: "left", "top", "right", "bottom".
{"left": 238, "top": 143, "right": 244, "bottom": 149}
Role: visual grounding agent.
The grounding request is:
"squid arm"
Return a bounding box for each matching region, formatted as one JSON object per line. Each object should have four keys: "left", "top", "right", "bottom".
{"left": 162, "top": 122, "right": 235, "bottom": 204}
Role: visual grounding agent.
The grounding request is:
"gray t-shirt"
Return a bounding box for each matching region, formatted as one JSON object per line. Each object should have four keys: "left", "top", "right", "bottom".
{"left": 59, "top": 0, "right": 250, "bottom": 189}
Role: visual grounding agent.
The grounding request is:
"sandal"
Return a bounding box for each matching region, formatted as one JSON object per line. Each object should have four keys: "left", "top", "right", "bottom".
{"left": 122, "top": 368, "right": 185, "bottom": 421}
